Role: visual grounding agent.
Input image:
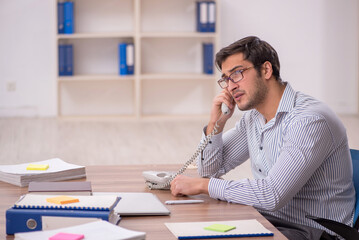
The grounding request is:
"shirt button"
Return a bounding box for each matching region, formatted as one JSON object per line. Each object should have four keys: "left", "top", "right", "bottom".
{"left": 259, "top": 169, "right": 262, "bottom": 172}
{"left": 259, "top": 146, "right": 263, "bottom": 150}
{"left": 209, "top": 141, "right": 212, "bottom": 144}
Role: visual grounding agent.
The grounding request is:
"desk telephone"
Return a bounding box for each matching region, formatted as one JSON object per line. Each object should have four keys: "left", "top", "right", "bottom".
{"left": 143, "top": 103, "right": 230, "bottom": 190}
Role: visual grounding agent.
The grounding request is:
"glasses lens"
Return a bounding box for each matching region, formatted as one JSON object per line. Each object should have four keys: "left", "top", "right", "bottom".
{"left": 230, "top": 70, "right": 243, "bottom": 83}
{"left": 218, "top": 79, "right": 227, "bottom": 88}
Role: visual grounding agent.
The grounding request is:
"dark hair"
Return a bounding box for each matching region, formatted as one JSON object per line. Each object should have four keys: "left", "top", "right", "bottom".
{"left": 215, "top": 36, "right": 281, "bottom": 82}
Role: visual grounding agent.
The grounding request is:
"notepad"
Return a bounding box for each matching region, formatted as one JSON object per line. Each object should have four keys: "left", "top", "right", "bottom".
{"left": 46, "top": 196, "right": 80, "bottom": 205}
{"left": 165, "top": 219, "right": 273, "bottom": 239}
{"left": 14, "top": 194, "right": 119, "bottom": 211}
{"left": 49, "top": 232, "right": 84, "bottom": 240}
{"left": 26, "top": 164, "right": 49, "bottom": 171}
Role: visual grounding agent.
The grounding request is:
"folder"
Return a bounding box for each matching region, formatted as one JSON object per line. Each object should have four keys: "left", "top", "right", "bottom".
{"left": 64, "top": 1, "right": 74, "bottom": 34}
{"left": 207, "top": 1, "right": 216, "bottom": 32}
{"left": 57, "top": 2, "right": 64, "bottom": 34}
{"left": 202, "top": 43, "right": 214, "bottom": 74}
{"left": 196, "top": 1, "right": 208, "bottom": 32}
{"left": 6, "top": 207, "right": 120, "bottom": 235}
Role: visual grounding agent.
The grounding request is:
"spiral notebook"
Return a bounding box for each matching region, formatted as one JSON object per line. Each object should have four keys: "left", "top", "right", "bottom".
{"left": 14, "top": 194, "right": 119, "bottom": 211}
{"left": 165, "top": 219, "right": 273, "bottom": 239}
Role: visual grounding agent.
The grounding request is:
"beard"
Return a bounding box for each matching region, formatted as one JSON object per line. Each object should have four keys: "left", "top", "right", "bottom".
{"left": 236, "top": 76, "right": 268, "bottom": 111}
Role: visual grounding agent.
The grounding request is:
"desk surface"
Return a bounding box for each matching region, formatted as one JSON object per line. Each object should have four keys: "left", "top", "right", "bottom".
{"left": 0, "top": 164, "right": 287, "bottom": 240}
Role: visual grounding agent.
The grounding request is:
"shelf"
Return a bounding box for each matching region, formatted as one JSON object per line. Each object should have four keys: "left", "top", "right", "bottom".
{"left": 58, "top": 74, "right": 134, "bottom": 82}
{"left": 141, "top": 73, "right": 215, "bottom": 80}
{"left": 56, "top": 0, "right": 219, "bottom": 118}
{"left": 140, "top": 32, "right": 217, "bottom": 38}
{"left": 58, "top": 32, "right": 135, "bottom": 39}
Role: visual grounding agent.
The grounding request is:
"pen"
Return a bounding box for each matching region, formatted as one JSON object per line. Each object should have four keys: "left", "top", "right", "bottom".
{"left": 165, "top": 200, "right": 204, "bottom": 205}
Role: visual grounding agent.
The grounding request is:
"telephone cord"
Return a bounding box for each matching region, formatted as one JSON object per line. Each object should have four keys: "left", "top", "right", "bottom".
{"left": 147, "top": 115, "right": 223, "bottom": 190}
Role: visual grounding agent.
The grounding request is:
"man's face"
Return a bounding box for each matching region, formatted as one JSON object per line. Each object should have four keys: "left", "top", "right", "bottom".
{"left": 221, "top": 52, "right": 268, "bottom": 111}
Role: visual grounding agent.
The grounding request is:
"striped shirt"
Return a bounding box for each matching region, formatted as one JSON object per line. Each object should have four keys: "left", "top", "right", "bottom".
{"left": 198, "top": 83, "right": 355, "bottom": 231}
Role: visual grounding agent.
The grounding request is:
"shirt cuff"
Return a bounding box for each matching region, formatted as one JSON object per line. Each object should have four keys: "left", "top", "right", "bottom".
{"left": 201, "top": 125, "right": 224, "bottom": 149}
{"left": 208, "top": 178, "right": 227, "bottom": 200}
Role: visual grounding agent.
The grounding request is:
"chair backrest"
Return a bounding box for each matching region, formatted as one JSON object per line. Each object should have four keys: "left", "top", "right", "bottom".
{"left": 350, "top": 149, "right": 359, "bottom": 226}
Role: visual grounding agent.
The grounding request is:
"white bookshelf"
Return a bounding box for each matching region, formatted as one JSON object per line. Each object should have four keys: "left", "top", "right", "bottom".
{"left": 56, "top": 0, "right": 220, "bottom": 118}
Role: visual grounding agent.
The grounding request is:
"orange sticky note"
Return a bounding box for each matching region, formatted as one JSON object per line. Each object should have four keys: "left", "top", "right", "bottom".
{"left": 26, "top": 164, "right": 49, "bottom": 170}
{"left": 46, "top": 196, "right": 79, "bottom": 205}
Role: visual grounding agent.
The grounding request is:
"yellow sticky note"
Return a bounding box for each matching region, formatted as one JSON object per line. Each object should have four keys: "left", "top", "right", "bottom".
{"left": 26, "top": 164, "right": 49, "bottom": 171}
{"left": 46, "top": 196, "right": 79, "bottom": 205}
{"left": 204, "top": 224, "right": 236, "bottom": 232}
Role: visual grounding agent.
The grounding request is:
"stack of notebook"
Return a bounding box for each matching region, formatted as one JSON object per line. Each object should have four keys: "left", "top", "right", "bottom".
{"left": 6, "top": 194, "right": 121, "bottom": 235}
{"left": 0, "top": 158, "right": 86, "bottom": 187}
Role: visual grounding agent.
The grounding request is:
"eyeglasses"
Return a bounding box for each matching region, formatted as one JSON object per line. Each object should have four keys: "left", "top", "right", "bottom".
{"left": 217, "top": 66, "right": 255, "bottom": 89}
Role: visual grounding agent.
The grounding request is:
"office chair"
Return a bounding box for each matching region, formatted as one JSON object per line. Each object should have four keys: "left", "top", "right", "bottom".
{"left": 306, "top": 149, "right": 359, "bottom": 240}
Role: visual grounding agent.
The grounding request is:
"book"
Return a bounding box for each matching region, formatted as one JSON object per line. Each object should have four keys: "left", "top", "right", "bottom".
{"left": 28, "top": 181, "right": 92, "bottom": 196}
{"left": 64, "top": 1, "right": 74, "bottom": 34}
{"left": 14, "top": 220, "right": 145, "bottom": 240}
{"left": 14, "top": 194, "right": 119, "bottom": 211}
{"left": 165, "top": 219, "right": 273, "bottom": 239}
{"left": 0, "top": 158, "right": 86, "bottom": 187}
{"left": 202, "top": 43, "right": 214, "bottom": 74}
{"left": 93, "top": 192, "right": 170, "bottom": 216}
{"left": 57, "top": 2, "right": 64, "bottom": 34}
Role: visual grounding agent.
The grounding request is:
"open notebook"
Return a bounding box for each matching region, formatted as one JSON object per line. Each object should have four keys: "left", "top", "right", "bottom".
{"left": 165, "top": 219, "right": 273, "bottom": 239}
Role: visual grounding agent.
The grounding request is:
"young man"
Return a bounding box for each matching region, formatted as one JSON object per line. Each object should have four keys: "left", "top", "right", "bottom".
{"left": 170, "top": 36, "right": 355, "bottom": 240}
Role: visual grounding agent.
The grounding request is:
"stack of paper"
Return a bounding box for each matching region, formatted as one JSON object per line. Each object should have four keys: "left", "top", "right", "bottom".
{"left": 14, "top": 220, "right": 146, "bottom": 240}
{"left": 0, "top": 158, "right": 86, "bottom": 187}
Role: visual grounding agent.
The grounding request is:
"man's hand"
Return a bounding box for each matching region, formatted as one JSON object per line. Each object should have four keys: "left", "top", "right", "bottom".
{"left": 170, "top": 175, "right": 210, "bottom": 196}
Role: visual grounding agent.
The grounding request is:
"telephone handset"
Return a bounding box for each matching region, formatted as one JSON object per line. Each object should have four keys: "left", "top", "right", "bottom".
{"left": 143, "top": 103, "right": 230, "bottom": 190}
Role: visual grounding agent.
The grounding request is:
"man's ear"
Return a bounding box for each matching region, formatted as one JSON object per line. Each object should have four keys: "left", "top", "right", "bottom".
{"left": 262, "top": 61, "right": 273, "bottom": 80}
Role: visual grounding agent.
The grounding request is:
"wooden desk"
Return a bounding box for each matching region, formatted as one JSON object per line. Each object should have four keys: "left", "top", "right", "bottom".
{"left": 0, "top": 165, "right": 287, "bottom": 239}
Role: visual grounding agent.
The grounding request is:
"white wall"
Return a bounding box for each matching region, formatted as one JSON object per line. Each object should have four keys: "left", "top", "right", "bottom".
{"left": 0, "top": 0, "right": 57, "bottom": 116}
{"left": 0, "top": 0, "right": 357, "bottom": 116}
{"left": 221, "top": 0, "right": 358, "bottom": 114}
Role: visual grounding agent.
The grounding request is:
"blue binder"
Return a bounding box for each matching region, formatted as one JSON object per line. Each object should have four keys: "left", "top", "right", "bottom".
{"left": 196, "top": 1, "right": 208, "bottom": 32}
{"left": 58, "top": 44, "right": 66, "bottom": 76}
{"left": 57, "top": 2, "right": 64, "bottom": 34}
{"left": 65, "top": 44, "right": 73, "bottom": 76}
{"left": 64, "top": 1, "right": 74, "bottom": 34}
{"left": 207, "top": 1, "right": 216, "bottom": 32}
{"left": 202, "top": 43, "right": 214, "bottom": 74}
{"left": 126, "top": 43, "right": 134, "bottom": 75}
{"left": 119, "top": 43, "right": 127, "bottom": 75}
{"left": 6, "top": 208, "right": 115, "bottom": 235}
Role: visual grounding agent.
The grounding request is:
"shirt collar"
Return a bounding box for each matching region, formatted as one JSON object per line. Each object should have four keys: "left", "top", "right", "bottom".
{"left": 276, "top": 82, "right": 296, "bottom": 114}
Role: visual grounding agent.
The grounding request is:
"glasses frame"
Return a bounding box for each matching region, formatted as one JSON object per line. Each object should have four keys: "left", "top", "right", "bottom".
{"left": 217, "top": 66, "right": 255, "bottom": 89}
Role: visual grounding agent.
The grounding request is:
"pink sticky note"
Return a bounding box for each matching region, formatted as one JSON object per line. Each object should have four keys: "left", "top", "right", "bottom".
{"left": 49, "top": 232, "right": 84, "bottom": 240}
